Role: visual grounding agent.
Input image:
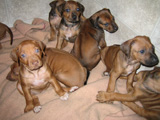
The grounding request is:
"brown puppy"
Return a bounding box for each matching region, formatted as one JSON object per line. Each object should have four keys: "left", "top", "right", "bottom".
{"left": 0, "top": 22, "right": 13, "bottom": 48}
{"left": 11, "top": 40, "right": 84, "bottom": 113}
{"left": 71, "top": 8, "right": 118, "bottom": 71}
{"left": 97, "top": 67, "right": 160, "bottom": 120}
{"left": 49, "top": 0, "right": 65, "bottom": 41}
{"left": 99, "top": 36, "right": 159, "bottom": 94}
{"left": 56, "top": 0, "right": 85, "bottom": 49}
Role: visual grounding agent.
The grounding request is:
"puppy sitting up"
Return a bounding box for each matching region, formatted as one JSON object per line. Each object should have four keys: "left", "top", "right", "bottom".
{"left": 55, "top": 0, "right": 85, "bottom": 49}
{"left": 11, "top": 40, "right": 77, "bottom": 113}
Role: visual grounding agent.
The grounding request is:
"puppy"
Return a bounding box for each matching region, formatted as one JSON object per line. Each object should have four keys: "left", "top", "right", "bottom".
{"left": 71, "top": 8, "right": 118, "bottom": 71}
{"left": 49, "top": 0, "right": 65, "bottom": 41}
{"left": 55, "top": 0, "right": 85, "bottom": 49}
{"left": 99, "top": 36, "right": 159, "bottom": 94}
{"left": 11, "top": 40, "right": 82, "bottom": 113}
{"left": 97, "top": 67, "right": 160, "bottom": 120}
{"left": 0, "top": 22, "right": 13, "bottom": 48}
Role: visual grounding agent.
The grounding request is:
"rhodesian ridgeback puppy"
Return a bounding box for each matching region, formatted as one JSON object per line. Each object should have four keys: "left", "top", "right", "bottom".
{"left": 97, "top": 67, "right": 160, "bottom": 120}
{"left": 0, "top": 22, "right": 13, "bottom": 48}
{"left": 99, "top": 36, "right": 159, "bottom": 94}
{"left": 71, "top": 8, "right": 118, "bottom": 71}
{"left": 10, "top": 40, "right": 87, "bottom": 113}
{"left": 49, "top": 0, "right": 65, "bottom": 41}
{"left": 55, "top": 0, "right": 85, "bottom": 49}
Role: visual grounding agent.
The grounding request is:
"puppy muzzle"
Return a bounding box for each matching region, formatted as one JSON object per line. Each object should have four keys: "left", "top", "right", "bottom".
{"left": 142, "top": 53, "right": 159, "bottom": 67}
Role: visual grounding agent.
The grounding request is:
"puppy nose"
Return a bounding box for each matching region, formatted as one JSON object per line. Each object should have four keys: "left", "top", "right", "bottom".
{"left": 32, "top": 60, "right": 39, "bottom": 66}
{"left": 72, "top": 14, "right": 77, "bottom": 20}
{"left": 114, "top": 26, "right": 118, "bottom": 31}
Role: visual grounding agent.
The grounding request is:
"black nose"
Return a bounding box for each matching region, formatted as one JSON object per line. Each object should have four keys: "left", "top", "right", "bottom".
{"left": 114, "top": 26, "right": 118, "bottom": 31}
{"left": 72, "top": 14, "right": 77, "bottom": 20}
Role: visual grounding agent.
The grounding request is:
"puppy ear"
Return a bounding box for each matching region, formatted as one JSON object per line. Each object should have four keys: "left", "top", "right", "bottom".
{"left": 57, "top": 2, "right": 66, "bottom": 15}
{"left": 78, "top": 3, "right": 85, "bottom": 13}
{"left": 90, "top": 14, "right": 100, "bottom": 29}
{"left": 36, "top": 40, "right": 46, "bottom": 56}
{"left": 120, "top": 38, "right": 135, "bottom": 57}
{"left": 49, "top": 1, "right": 57, "bottom": 8}
{"left": 10, "top": 47, "right": 20, "bottom": 65}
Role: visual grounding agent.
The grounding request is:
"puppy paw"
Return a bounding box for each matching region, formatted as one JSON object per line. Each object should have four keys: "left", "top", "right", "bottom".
{"left": 96, "top": 91, "right": 113, "bottom": 103}
{"left": 60, "top": 92, "right": 69, "bottom": 101}
{"left": 103, "top": 72, "right": 109, "bottom": 76}
{"left": 24, "top": 104, "right": 34, "bottom": 113}
{"left": 33, "top": 106, "right": 42, "bottom": 113}
{"left": 69, "top": 86, "right": 79, "bottom": 92}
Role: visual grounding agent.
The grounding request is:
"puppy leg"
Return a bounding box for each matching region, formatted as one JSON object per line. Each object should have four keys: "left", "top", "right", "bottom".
{"left": 127, "top": 71, "right": 136, "bottom": 92}
{"left": 49, "top": 26, "right": 57, "bottom": 41}
{"left": 122, "top": 102, "right": 159, "bottom": 120}
{"left": 21, "top": 86, "right": 34, "bottom": 112}
{"left": 49, "top": 76, "right": 69, "bottom": 100}
{"left": 32, "top": 95, "right": 41, "bottom": 113}
{"left": 97, "top": 91, "right": 137, "bottom": 103}
{"left": 56, "top": 35, "right": 64, "bottom": 49}
{"left": 107, "top": 70, "right": 121, "bottom": 93}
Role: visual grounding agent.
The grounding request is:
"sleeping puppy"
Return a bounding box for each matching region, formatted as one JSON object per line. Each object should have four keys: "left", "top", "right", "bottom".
{"left": 55, "top": 0, "right": 85, "bottom": 49}
{"left": 97, "top": 67, "right": 160, "bottom": 120}
{"left": 71, "top": 8, "right": 118, "bottom": 71}
{"left": 0, "top": 22, "right": 13, "bottom": 48}
{"left": 11, "top": 40, "right": 82, "bottom": 113}
{"left": 98, "top": 36, "right": 159, "bottom": 94}
{"left": 49, "top": 0, "right": 65, "bottom": 41}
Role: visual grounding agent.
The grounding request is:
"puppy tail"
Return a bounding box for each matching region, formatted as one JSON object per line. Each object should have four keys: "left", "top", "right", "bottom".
{"left": 84, "top": 70, "right": 90, "bottom": 85}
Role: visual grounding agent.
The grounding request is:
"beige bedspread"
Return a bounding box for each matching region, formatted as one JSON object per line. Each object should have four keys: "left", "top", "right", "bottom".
{"left": 0, "top": 18, "right": 145, "bottom": 120}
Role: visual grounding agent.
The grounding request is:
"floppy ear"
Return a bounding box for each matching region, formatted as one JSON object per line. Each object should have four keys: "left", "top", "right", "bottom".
{"left": 36, "top": 40, "right": 46, "bottom": 56}
{"left": 10, "top": 47, "right": 20, "bottom": 65}
{"left": 120, "top": 38, "right": 135, "bottom": 58}
{"left": 49, "top": 1, "right": 57, "bottom": 8}
{"left": 57, "top": 2, "right": 66, "bottom": 16}
{"left": 90, "top": 14, "right": 100, "bottom": 29}
{"left": 78, "top": 2, "right": 85, "bottom": 13}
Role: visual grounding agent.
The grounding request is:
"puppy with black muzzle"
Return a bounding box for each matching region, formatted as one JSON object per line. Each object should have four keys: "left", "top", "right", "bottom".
{"left": 97, "top": 36, "right": 159, "bottom": 97}
{"left": 71, "top": 8, "right": 118, "bottom": 71}
{"left": 55, "top": 0, "right": 85, "bottom": 49}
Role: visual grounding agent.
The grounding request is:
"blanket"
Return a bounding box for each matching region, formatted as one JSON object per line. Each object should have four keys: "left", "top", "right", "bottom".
{"left": 0, "top": 18, "right": 145, "bottom": 120}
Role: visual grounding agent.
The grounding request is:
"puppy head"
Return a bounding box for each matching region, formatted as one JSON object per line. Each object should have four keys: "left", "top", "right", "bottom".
{"left": 10, "top": 40, "right": 46, "bottom": 70}
{"left": 120, "top": 36, "right": 159, "bottom": 67}
{"left": 143, "top": 67, "right": 160, "bottom": 93}
{"left": 90, "top": 8, "right": 118, "bottom": 33}
{"left": 57, "top": 1, "right": 84, "bottom": 24}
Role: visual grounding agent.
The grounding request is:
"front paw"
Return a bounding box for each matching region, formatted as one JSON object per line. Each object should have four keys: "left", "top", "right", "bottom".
{"left": 33, "top": 106, "right": 42, "bottom": 113}
{"left": 24, "top": 104, "right": 34, "bottom": 113}
{"left": 60, "top": 92, "right": 69, "bottom": 101}
{"left": 96, "top": 91, "right": 113, "bottom": 103}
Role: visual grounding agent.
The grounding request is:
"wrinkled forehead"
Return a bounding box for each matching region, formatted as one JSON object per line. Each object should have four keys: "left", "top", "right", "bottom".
{"left": 65, "top": 1, "right": 79, "bottom": 9}
{"left": 18, "top": 42, "right": 39, "bottom": 53}
{"left": 99, "top": 10, "right": 113, "bottom": 23}
{"left": 132, "top": 37, "right": 153, "bottom": 50}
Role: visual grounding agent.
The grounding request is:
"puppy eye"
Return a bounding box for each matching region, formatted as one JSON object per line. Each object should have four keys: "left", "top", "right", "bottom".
{"left": 21, "top": 54, "right": 26, "bottom": 58}
{"left": 76, "top": 8, "right": 80, "bottom": 11}
{"left": 65, "top": 9, "right": 70, "bottom": 12}
{"left": 35, "top": 49, "right": 39, "bottom": 53}
{"left": 139, "top": 50, "right": 145, "bottom": 54}
{"left": 104, "top": 23, "right": 109, "bottom": 26}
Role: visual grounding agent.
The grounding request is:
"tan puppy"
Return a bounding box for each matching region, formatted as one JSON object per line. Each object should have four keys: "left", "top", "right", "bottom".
{"left": 56, "top": 0, "right": 85, "bottom": 49}
{"left": 97, "top": 67, "right": 160, "bottom": 120}
{"left": 71, "top": 8, "right": 118, "bottom": 71}
{"left": 99, "top": 36, "right": 159, "bottom": 94}
{"left": 11, "top": 40, "right": 86, "bottom": 113}
{"left": 49, "top": 0, "right": 65, "bottom": 41}
{"left": 0, "top": 22, "right": 13, "bottom": 48}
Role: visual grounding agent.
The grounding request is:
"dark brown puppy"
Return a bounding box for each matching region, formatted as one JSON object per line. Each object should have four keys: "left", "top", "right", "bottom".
{"left": 97, "top": 67, "right": 160, "bottom": 120}
{"left": 11, "top": 40, "right": 84, "bottom": 113}
{"left": 71, "top": 8, "right": 118, "bottom": 71}
{"left": 99, "top": 36, "right": 159, "bottom": 94}
{"left": 0, "top": 22, "right": 13, "bottom": 48}
{"left": 49, "top": 0, "right": 65, "bottom": 41}
{"left": 56, "top": 0, "right": 85, "bottom": 49}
